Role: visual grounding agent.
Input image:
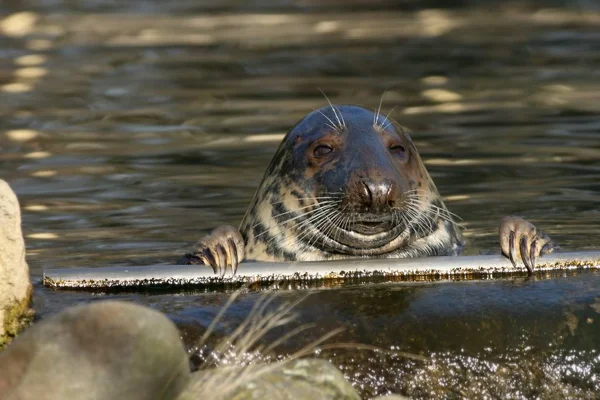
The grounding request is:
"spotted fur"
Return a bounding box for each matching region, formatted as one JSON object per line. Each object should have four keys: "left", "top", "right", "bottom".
{"left": 236, "top": 105, "right": 464, "bottom": 262}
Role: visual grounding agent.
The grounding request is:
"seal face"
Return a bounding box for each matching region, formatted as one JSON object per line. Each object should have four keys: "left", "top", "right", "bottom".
{"left": 239, "top": 104, "right": 464, "bottom": 262}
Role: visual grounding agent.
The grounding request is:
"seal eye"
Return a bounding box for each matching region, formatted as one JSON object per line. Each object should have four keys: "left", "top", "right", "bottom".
{"left": 313, "top": 144, "right": 334, "bottom": 158}
{"left": 389, "top": 144, "right": 406, "bottom": 155}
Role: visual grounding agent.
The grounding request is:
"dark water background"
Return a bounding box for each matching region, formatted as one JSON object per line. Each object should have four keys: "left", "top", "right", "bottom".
{"left": 1, "top": 0, "right": 600, "bottom": 398}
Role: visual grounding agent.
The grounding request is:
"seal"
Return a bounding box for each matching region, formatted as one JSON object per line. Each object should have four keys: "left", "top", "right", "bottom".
{"left": 178, "top": 104, "right": 555, "bottom": 275}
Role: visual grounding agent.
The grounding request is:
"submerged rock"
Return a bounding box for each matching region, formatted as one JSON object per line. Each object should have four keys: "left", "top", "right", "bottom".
{"left": 0, "top": 179, "right": 33, "bottom": 349}
{"left": 179, "top": 358, "right": 361, "bottom": 400}
{"left": 0, "top": 300, "right": 190, "bottom": 400}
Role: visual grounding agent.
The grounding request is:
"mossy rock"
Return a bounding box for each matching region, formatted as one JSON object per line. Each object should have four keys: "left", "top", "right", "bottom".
{"left": 0, "top": 179, "right": 33, "bottom": 350}
{"left": 179, "top": 358, "right": 361, "bottom": 400}
{"left": 0, "top": 300, "right": 190, "bottom": 400}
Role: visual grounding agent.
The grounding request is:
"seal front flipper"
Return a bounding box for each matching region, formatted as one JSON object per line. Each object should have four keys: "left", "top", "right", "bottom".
{"left": 177, "top": 225, "right": 245, "bottom": 277}
{"left": 499, "top": 216, "right": 556, "bottom": 275}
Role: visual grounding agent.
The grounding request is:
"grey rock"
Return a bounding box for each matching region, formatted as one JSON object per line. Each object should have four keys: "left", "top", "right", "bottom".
{"left": 371, "top": 395, "right": 409, "bottom": 400}
{"left": 0, "top": 179, "right": 33, "bottom": 349}
{"left": 179, "top": 358, "right": 361, "bottom": 400}
{"left": 0, "top": 300, "right": 190, "bottom": 400}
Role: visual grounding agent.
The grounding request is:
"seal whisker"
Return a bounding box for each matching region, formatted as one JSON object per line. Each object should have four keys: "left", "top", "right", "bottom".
{"left": 301, "top": 204, "right": 341, "bottom": 241}
{"left": 407, "top": 193, "right": 459, "bottom": 219}
{"left": 345, "top": 210, "right": 352, "bottom": 231}
{"left": 405, "top": 193, "right": 461, "bottom": 227}
{"left": 317, "top": 88, "right": 344, "bottom": 129}
{"left": 338, "top": 108, "right": 346, "bottom": 128}
{"left": 320, "top": 207, "right": 346, "bottom": 246}
{"left": 392, "top": 209, "right": 402, "bottom": 231}
{"left": 412, "top": 204, "right": 445, "bottom": 234}
{"left": 405, "top": 202, "right": 432, "bottom": 236}
{"left": 380, "top": 106, "right": 397, "bottom": 131}
{"left": 305, "top": 215, "right": 333, "bottom": 250}
{"left": 422, "top": 204, "right": 452, "bottom": 232}
{"left": 412, "top": 199, "right": 437, "bottom": 232}
{"left": 270, "top": 204, "right": 338, "bottom": 249}
{"left": 396, "top": 211, "right": 410, "bottom": 242}
{"left": 333, "top": 214, "right": 344, "bottom": 243}
{"left": 272, "top": 201, "right": 338, "bottom": 229}
{"left": 269, "top": 201, "right": 338, "bottom": 222}
{"left": 334, "top": 205, "right": 350, "bottom": 243}
{"left": 314, "top": 109, "right": 339, "bottom": 132}
{"left": 275, "top": 198, "right": 338, "bottom": 208}
{"left": 269, "top": 196, "right": 337, "bottom": 205}
{"left": 312, "top": 207, "right": 346, "bottom": 248}
{"left": 250, "top": 200, "right": 337, "bottom": 231}
{"left": 429, "top": 210, "right": 458, "bottom": 226}
{"left": 253, "top": 202, "right": 339, "bottom": 242}
{"left": 270, "top": 214, "right": 326, "bottom": 252}
{"left": 405, "top": 188, "right": 460, "bottom": 221}
{"left": 405, "top": 205, "right": 422, "bottom": 232}
{"left": 374, "top": 89, "right": 388, "bottom": 127}
{"left": 320, "top": 193, "right": 345, "bottom": 201}
{"left": 321, "top": 215, "right": 343, "bottom": 247}
{"left": 290, "top": 207, "right": 338, "bottom": 251}
{"left": 428, "top": 204, "right": 463, "bottom": 222}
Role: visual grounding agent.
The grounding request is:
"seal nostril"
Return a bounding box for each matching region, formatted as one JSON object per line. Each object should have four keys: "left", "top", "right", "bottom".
{"left": 361, "top": 181, "right": 373, "bottom": 207}
{"left": 359, "top": 180, "right": 397, "bottom": 211}
{"left": 386, "top": 182, "right": 397, "bottom": 208}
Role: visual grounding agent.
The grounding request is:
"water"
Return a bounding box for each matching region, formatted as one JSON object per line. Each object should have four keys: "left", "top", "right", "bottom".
{"left": 2, "top": 1, "right": 600, "bottom": 398}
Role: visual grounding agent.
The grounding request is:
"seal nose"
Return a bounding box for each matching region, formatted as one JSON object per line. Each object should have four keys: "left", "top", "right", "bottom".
{"left": 359, "top": 179, "right": 397, "bottom": 211}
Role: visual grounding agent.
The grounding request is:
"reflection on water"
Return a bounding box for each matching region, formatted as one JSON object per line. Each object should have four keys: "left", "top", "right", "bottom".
{"left": 2, "top": 0, "right": 600, "bottom": 398}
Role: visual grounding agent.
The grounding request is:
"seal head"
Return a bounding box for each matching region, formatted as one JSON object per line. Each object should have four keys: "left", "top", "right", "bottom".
{"left": 240, "top": 104, "right": 464, "bottom": 261}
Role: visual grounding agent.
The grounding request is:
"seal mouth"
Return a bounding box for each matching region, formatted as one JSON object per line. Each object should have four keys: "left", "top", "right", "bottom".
{"left": 296, "top": 192, "right": 429, "bottom": 255}
{"left": 310, "top": 209, "right": 408, "bottom": 253}
{"left": 348, "top": 214, "right": 394, "bottom": 235}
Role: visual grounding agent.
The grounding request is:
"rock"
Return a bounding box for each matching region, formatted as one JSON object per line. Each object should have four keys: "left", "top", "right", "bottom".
{"left": 0, "top": 301, "right": 190, "bottom": 400}
{"left": 179, "top": 358, "right": 361, "bottom": 400}
{"left": 371, "top": 395, "right": 409, "bottom": 400}
{"left": 0, "top": 179, "right": 33, "bottom": 349}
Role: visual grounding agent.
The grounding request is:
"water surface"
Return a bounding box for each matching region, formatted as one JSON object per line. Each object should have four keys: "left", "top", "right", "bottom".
{"left": 1, "top": 1, "right": 600, "bottom": 398}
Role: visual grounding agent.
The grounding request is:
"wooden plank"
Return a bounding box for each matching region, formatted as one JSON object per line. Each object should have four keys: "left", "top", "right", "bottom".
{"left": 42, "top": 251, "right": 600, "bottom": 290}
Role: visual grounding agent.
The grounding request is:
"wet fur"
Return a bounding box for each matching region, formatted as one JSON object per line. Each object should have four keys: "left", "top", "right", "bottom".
{"left": 239, "top": 105, "right": 464, "bottom": 262}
